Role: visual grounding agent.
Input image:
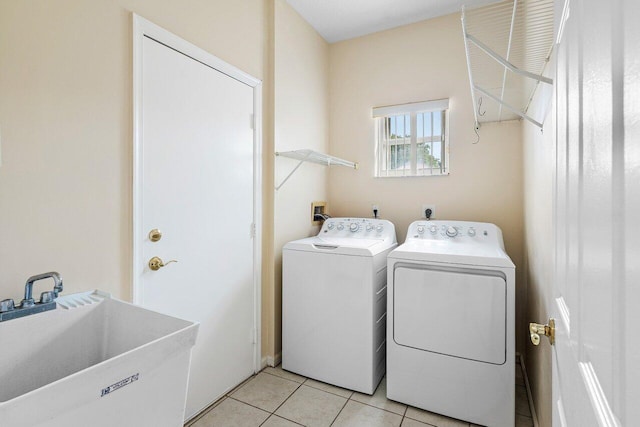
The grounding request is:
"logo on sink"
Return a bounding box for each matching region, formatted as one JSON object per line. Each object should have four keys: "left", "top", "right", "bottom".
{"left": 101, "top": 373, "right": 140, "bottom": 397}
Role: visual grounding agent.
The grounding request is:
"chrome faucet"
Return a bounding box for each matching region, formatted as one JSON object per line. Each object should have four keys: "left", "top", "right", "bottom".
{"left": 0, "top": 272, "right": 64, "bottom": 322}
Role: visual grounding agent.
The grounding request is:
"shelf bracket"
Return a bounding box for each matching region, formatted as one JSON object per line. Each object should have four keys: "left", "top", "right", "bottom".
{"left": 475, "top": 85, "right": 544, "bottom": 129}
{"left": 275, "top": 151, "right": 313, "bottom": 191}
{"left": 465, "top": 33, "right": 553, "bottom": 86}
{"left": 274, "top": 149, "right": 358, "bottom": 191}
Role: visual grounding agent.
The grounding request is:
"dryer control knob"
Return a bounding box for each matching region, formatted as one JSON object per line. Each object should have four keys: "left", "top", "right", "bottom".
{"left": 468, "top": 227, "right": 476, "bottom": 237}
{"left": 337, "top": 224, "right": 344, "bottom": 231}
{"left": 327, "top": 222, "right": 335, "bottom": 230}
{"left": 350, "top": 223, "right": 359, "bottom": 232}
{"left": 446, "top": 226, "right": 458, "bottom": 237}
{"left": 366, "top": 224, "right": 374, "bottom": 231}
{"left": 376, "top": 224, "right": 384, "bottom": 233}
{"left": 417, "top": 226, "right": 425, "bottom": 234}
{"left": 430, "top": 225, "right": 438, "bottom": 234}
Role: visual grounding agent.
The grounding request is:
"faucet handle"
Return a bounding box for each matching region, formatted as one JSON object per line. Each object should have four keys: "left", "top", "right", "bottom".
{"left": 40, "top": 291, "right": 55, "bottom": 304}
{"left": 0, "top": 299, "right": 15, "bottom": 313}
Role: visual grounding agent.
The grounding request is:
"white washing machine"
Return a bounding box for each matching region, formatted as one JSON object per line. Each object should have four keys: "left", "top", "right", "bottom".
{"left": 282, "top": 218, "right": 397, "bottom": 394}
{"left": 387, "top": 220, "right": 515, "bottom": 427}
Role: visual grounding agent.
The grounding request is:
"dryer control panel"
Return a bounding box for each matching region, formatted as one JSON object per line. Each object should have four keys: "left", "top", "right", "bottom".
{"left": 321, "top": 218, "right": 397, "bottom": 243}
{"left": 406, "top": 220, "right": 505, "bottom": 248}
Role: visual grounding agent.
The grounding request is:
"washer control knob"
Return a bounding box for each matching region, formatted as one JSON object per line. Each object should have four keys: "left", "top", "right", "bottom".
{"left": 417, "top": 226, "right": 425, "bottom": 234}
{"left": 468, "top": 227, "right": 476, "bottom": 237}
{"left": 327, "top": 222, "right": 335, "bottom": 230}
{"left": 376, "top": 224, "right": 384, "bottom": 233}
{"left": 429, "top": 225, "right": 438, "bottom": 234}
{"left": 446, "top": 226, "right": 458, "bottom": 237}
{"left": 366, "top": 224, "right": 374, "bottom": 232}
{"left": 350, "top": 223, "right": 359, "bottom": 232}
{"left": 337, "top": 224, "right": 344, "bottom": 231}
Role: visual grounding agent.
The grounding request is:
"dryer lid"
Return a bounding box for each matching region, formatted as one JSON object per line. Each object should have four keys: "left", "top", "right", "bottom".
{"left": 389, "top": 239, "right": 515, "bottom": 268}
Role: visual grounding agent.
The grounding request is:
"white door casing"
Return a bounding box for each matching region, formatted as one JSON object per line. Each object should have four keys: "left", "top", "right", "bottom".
{"left": 132, "top": 15, "right": 262, "bottom": 420}
{"left": 551, "top": 0, "right": 639, "bottom": 425}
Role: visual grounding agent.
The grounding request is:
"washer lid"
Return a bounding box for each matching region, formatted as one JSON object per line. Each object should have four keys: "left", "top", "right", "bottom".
{"left": 388, "top": 239, "right": 515, "bottom": 268}
{"left": 284, "top": 236, "right": 394, "bottom": 256}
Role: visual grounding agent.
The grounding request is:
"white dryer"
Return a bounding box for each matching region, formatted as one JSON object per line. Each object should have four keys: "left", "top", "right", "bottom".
{"left": 387, "top": 220, "right": 515, "bottom": 427}
{"left": 282, "top": 218, "right": 397, "bottom": 394}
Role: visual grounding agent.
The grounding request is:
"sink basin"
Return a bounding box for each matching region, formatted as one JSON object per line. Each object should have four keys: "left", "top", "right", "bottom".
{"left": 0, "top": 290, "right": 199, "bottom": 426}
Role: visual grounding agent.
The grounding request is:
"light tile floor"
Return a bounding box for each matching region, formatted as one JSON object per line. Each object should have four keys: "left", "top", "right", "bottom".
{"left": 186, "top": 364, "right": 534, "bottom": 427}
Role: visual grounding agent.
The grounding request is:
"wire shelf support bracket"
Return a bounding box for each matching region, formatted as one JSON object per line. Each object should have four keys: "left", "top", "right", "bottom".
{"left": 275, "top": 149, "right": 358, "bottom": 190}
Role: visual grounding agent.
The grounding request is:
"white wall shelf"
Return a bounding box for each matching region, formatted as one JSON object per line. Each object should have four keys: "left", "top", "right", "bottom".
{"left": 461, "top": 0, "right": 555, "bottom": 129}
{"left": 275, "top": 149, "right": 358, "bottom": 190}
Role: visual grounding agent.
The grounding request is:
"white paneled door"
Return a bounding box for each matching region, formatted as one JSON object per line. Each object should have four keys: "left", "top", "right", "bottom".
{"left": 549, "top": 0, "right": 639, "bottom": 425}
{"left": 133, "top": 17, "right": 262, "bottom": 420}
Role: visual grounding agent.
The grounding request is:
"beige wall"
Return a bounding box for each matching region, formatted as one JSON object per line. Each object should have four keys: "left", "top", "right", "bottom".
{"left": 328, "top": 13, "right": 527, "bottom": 354}
{"left": 271, "top": 0, "right": 330, "bottom": 362}
{"left": 0, "top": 0, "right": 270, "bottom": 327}
{"left": 522, "top": 113, "right": 553, "bottom": 427}
{"left": 520, "top": 19, "right": 555, "bottom": 424}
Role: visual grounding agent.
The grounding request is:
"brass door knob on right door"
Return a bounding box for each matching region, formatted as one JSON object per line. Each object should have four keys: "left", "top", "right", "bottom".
{"left": 529, "top": 318, "right": 555, "bottom": 345}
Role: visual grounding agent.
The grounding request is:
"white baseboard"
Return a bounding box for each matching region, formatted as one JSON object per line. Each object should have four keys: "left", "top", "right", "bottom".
{"left": 517, "top": 352, "right": 540, "bottom": 427}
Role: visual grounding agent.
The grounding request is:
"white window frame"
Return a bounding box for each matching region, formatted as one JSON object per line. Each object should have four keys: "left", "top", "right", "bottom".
{"left": 373, "top": 99, "right": 450, "bottom": 177}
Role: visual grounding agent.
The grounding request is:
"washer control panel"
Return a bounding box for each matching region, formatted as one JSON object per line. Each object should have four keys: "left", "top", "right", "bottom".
{"left": 320, "top": 218, "right": 397, "bottom": 241}
{"left": 406, "top": 220, "right": 501, "bottom": 244}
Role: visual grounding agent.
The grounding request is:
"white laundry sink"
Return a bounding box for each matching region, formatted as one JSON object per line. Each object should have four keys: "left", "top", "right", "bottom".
{"left": 0, "top": 290, "right": 199, "bottom": 427}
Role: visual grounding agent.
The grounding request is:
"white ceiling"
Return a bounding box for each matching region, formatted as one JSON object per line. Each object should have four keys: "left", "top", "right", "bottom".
{"left": 286, "top": 0, "right": 498, "bottom": 43}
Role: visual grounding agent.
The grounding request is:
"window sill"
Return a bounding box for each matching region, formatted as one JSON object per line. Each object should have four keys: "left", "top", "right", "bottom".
{"left": 374, "top": 172, "right": 450, "bottom": 178}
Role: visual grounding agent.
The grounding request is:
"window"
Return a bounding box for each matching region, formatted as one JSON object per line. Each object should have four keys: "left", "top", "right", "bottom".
{"left": 373, "top": 99, "right": 449, "bottom": 177}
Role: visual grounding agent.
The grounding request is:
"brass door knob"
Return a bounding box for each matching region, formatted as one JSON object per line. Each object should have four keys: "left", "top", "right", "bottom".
{"left": 529, "top": 318, "right": 555, "bottom": 346}
{"left": 148, "top": 256, "right": 178, "bottom": 271}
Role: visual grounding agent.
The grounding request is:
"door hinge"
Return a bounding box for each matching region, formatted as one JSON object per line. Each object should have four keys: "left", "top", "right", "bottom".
{"left": 250, "top": 222, "right": 256, "bottom": 238}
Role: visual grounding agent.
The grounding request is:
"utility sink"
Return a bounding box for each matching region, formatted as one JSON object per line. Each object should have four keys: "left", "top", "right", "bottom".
{"left": 0, "top": 290, "right": 199, "bottom": 427}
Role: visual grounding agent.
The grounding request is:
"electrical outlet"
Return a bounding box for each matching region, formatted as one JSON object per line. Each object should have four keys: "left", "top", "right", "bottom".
{"left": 372, "top": 204, "right": 379, "bottom": 218}
{"left": 311, "top": 201, "right": 327, "bottom": 225}
{"left": 422, "top": 204, "right": 436, "bottom": 219}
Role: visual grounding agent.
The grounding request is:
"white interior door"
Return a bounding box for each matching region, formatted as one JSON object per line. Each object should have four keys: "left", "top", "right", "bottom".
{"left": 133, "top": 16, "right": 262, "bottom": 420}
{"left": 550, "top": 0, "right": 639, "bottom": 425}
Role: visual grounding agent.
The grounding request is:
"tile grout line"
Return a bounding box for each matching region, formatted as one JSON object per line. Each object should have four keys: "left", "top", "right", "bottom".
{"left": 187, "top": 371, "right": 261, "bottom": 425}
{"left": 400, "top": 403, "right": 409, "bottom": 427}
{"left": 226, "top": 395, "right": 276, "bottom": 416}
{"left": 347, "top": 395, "right": 408, "bottom": 418}
{"left": 226, "top": 369, "right": 305, "bottom": 425}
{"left": 329, "top": 394, "right": 352, "bottom": 427}
{"left": 258, "top": 411, "right": 306, "bottom": 427}
{"left": 270, "top": 380, "right": 304, "bottom": 413}
{"left": 302, "top": 382, "right": 354, "bottom": 399}
{"left": 262, "top": 369, "right": 308, "bottom": 385}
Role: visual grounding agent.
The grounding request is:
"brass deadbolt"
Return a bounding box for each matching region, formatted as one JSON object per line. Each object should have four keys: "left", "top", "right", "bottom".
{"left": 149, "top": 229, "right": 162, "bottom": 242}
{"left": 529, "top": 318, "right": 555, "bottom": 346}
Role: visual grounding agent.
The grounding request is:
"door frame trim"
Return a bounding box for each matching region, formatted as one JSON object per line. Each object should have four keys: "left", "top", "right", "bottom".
{"left": 132, "top": 14, "right": 263, "bottom": 373}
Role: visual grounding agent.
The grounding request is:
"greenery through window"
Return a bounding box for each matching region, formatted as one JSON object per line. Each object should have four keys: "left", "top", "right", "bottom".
{"left": 374, "top": 100, "right": 449, "bottom": 177}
